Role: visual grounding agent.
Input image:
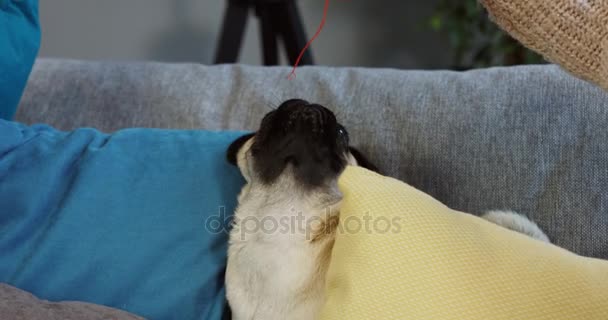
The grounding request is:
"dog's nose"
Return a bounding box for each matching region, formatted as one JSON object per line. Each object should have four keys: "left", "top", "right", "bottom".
{"left": 288, "top": 105, "right": 326, "bottom": 130}
{"left": 297, "top": 107, "right": 320, "bottom": 122}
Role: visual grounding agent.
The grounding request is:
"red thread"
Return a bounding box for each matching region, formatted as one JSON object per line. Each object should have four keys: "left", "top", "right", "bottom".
{"left": 287, "top": 0, "right": 331, "bottom": 80}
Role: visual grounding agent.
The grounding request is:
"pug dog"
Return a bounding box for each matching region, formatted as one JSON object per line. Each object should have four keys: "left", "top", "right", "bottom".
{"left": 225, "top": 99, "right": 548, "bottom": 320}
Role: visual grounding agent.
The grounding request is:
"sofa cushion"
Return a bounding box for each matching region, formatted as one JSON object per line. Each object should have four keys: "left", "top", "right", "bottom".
{"left": 0, "top": 119, "right": 246, "bottom": 320}
{"left": 0, "top": 0, "right": 40, "bottom": 119}
{"left": 0, "top": 283, "right": 145, "bottom": 320}
{"left": 321, "top": 166, "right": 608, "bottom": 320}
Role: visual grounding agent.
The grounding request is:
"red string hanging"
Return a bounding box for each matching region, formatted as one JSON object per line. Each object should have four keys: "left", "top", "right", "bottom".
{"left": 287, "top": 0, "right": 331, "bottom": 80}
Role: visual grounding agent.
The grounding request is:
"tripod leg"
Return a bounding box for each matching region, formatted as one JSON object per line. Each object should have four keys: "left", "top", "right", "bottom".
{"left": 272, "top": 0, "right": 314, "bottom": 66}
{"left": 214, "top": 0, "right": 249, "bottom": 64}
{"left": 256, "top": 4, "right": 279, "bottom": 65}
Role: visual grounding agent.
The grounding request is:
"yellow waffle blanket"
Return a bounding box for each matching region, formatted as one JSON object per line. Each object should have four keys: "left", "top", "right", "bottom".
{"left": 320, "top": 166, "right": 608, "bottom": 320}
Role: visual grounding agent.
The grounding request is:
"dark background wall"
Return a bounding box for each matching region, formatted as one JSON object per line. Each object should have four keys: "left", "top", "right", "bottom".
{"left": 39, "top": 0, "right": 452, "bottom": 69}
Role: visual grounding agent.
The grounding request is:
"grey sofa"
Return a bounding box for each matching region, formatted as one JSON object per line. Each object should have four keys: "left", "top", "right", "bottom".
{"left": 8, "top": 58, "right": 607, "bottom": 319}
{"left": 16, "top": 58, "right": 608, "bottom": 262}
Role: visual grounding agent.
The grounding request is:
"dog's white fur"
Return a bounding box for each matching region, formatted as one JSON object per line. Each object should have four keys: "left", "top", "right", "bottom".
{"left": 225, "top": 138, "right": 550, "bottom": 320}
{"left": 482, "top": 210, "right": 550, "bottom": 242}
{"left": 226, "top": 138, "right": 343, "bottom": 320}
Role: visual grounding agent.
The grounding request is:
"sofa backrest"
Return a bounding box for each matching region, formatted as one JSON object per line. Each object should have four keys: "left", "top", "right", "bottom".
{"left": 16, "top": 59, "right": 608, "bottom": 259}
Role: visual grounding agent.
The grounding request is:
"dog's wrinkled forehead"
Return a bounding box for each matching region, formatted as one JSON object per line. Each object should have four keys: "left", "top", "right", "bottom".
{"left": 227, "top": 99, "right": 350, "bottom": 188}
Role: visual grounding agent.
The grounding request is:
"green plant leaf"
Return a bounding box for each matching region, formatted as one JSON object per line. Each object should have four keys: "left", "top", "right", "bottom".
{"left": 429, "top": 15, "right": 442, "bottom": 31}
{"left": 428, "top": 0, "right": 547, "bottom": 69}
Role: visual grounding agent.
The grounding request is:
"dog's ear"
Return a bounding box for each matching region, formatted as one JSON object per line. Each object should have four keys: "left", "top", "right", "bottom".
{"left": 227, "top": 133, "right": 255, "bottom": 166}
{"left": 348, "top": 146, "right": 380, "bottom": 174}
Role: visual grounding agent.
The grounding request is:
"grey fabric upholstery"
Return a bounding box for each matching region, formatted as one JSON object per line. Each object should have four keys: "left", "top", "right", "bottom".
{"left": 0, "top": 283, "right": 145, "bottom": 320}
{"left": 17, "top": 58, "right": 608, "bottom": 259}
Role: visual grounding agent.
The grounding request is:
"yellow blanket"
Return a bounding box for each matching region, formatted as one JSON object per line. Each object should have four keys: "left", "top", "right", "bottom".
{"left": 320, "top": 166, "right": 608, "bottom": 320}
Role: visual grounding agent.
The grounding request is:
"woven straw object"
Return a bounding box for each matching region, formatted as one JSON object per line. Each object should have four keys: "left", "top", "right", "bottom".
{"left": 480, "top": 0, "right": 608, "bottom": 90}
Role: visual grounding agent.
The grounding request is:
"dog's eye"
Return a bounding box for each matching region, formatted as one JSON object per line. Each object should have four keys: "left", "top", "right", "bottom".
{"left": 336, "top": 125, "right": 349, "bottom": 145}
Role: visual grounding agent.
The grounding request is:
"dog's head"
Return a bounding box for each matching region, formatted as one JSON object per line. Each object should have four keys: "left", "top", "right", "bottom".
{"left": 227, "top": 99, "right": 377, "bottom": 189}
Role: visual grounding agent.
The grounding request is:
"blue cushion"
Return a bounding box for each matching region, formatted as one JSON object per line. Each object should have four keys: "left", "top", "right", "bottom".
{"left": 0, "top": 0, "right": 40, "bottom": 120}
{"left": 0, "top": 119, "right": 246, "bottom": 320}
